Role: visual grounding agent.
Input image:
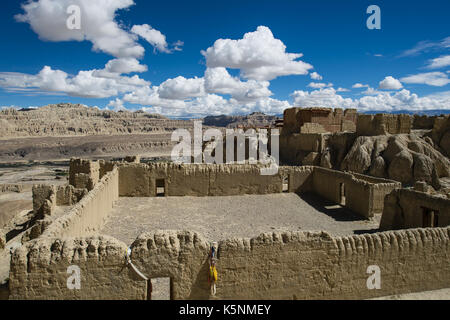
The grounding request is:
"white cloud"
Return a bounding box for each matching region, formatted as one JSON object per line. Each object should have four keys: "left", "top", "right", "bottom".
{"left": 379, "top": 76, "right": 403, "bottom": 90}
{"left": 426, "top": 55, "right": 450, "bottom": 69}
{"left": 399, "top": 37, "right": 450, "bottom": 57}
{"left": 95, "top": 58, "right": 148, "bottom": 77}
{"left": 204, "top": 67, "right": 272, "bottom": 102}
{"left": 352, "top": 83, "right": 369, "bottom": 88}
{"left": 400, "top": 72, "right": 450, "bottom": 87}
{"left": 336, "top": 87, "right": 349, "bottom": 92}
{"left": 201, "top": 26, "right": 313, "bottom": 81}
{"left": 15, "top": 0, "right": 145, "bottom": 58}
{"left": 292, "top": 87, "right": 450, "bottom": 112}
{"left": 362, "top": 87, "right": 383, "bottom": 95}
{"left": 0, "top": 66, "right": 150, "bottom": 98}
{"left": 158, "top": 76, "right": 205, "bottom": 100}
{"left": 107, "top": 98, "right": 126, "bottom": 111}
{"left": 310, "top": 72, "right": 322, "bottom": 80}
{"left": 131, "top": 24, "right": 171, "bottom": 53}
{"left": 292, "top": 88, "right": 356, "bottom": 109}
{"left": 307, "top": 82, "right": 333, "bottom": 89}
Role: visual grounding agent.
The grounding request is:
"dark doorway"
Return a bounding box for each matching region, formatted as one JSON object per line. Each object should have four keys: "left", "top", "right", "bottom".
{"left": 339, "top": 183, "right": 346, "bottom": 206}
{"left": 422, "top": 208, "right": 439, "bottom": 227}
{"left": 156, "top": 179, "right": 165, "bottom": 197}
{"left": 282, "top": 175, "right": 289, "bottom": 193}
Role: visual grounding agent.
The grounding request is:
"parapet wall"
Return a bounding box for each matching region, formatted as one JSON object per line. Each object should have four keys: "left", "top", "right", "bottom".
{"left": 380, "top": 188, "right": 450, "bottom": 230}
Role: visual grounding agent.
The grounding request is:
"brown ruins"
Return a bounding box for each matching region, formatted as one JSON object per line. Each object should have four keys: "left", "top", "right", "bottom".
{"left": 0, "top": 106, "right": 449, "bottom": 300}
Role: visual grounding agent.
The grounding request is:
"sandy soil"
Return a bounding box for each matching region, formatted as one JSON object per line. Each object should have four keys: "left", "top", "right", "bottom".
{"left": 100, "top": 193, "right": 380, "bottom": 245}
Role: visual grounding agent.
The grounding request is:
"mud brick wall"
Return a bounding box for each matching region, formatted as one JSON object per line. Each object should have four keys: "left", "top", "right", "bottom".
{"left": 69, "top": 159, "right": 100, "bottom": 190}
{"left": 357, "top": 114, "right": 412, "bottom": 136}
{"left": 128, "top": 228, "right": 450, "bottom": 300}
{"left": 41, "top": 168, "right": 119, "bottom": 238}
{"left": 32, "top": 184, "right": 56, "bottom": 216}
{"left": 311, "top": 167, "right": 399, "bottom": 218}
{"left": 118, "top": 163, "right": 314, "bottom": 197}
{"left": 380, "top": 188, "right": 450, "bottom": 230}
{"left": 8, "top": 236, "right": 146, "bottom": 300}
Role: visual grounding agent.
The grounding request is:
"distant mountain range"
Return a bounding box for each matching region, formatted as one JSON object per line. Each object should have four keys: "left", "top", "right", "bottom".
{"left": 363, "top": 109, "right": 450, "bottom": 116}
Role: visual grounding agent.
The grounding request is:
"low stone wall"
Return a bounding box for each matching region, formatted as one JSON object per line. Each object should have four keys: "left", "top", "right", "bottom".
{"left": 380, "top": 188, "right": 450, "bottom": 230}
{"left": 8, "top": 236, "right": 146, "bottom": 300}
{"left": 40, "top": 168, "right": 119, "bottom": 238}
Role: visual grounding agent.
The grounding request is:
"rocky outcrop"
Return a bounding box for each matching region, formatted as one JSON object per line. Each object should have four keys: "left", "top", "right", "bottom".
{"left": 341, "top": 134, "right": 449, "bottom": 188}
{"left": 0, "top": 103, "right": 193, "bottom": 138}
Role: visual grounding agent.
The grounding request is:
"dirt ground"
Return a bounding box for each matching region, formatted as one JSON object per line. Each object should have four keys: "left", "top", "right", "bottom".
{"left": 100, "top": 193, "right": 380, "bottom": 245}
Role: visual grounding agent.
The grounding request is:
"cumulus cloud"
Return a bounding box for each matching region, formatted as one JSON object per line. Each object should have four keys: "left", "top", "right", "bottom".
{"left": 336, "top": 87, "right": 349, "bottom": 92}
{"left": 307, "top": 82, "right": 333, "bottom": 89}
{"left": 204, "top": 67, "right": 272, "bottom": 102}
{"left": 95, "top": 58, "right": 148, "bottom": 77}
{"left": 310, "top": 72, "right": 322, "bottom": 80}
{"left": 352, "top": 83, "right": 369, "bottom": 88}
{"left": 426, "top": 55, "right": 450, "bottom": 69}
{"left": 15, "top": 0, "right": 145, "bottom": 58}
{"left": 201, "top": 26, "right": 313, "bottom": 81}
{"left": 107, "top": 98, "right": 126, "bottom": 111}
{"left": 0, "top": 66, "right": 150, "bottom": 98}
{"left": 131, "top": 24, "right": 171, "bottom": 53}
{"left": 379, "top": 76, "right": 403, "bottom": 90}
{"left": 158, "top": 76, "right": 205, "bottom": 100}
{"left": 400, "top": 72, "right": 450, "bottom": 87}
{"left": 292, "top": 87, "right": 450, "bottom": 112}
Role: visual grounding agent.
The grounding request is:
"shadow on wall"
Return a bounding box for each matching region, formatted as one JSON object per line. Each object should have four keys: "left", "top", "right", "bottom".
{"left": 298, "top": 192, "right": 368, "bottom": 222}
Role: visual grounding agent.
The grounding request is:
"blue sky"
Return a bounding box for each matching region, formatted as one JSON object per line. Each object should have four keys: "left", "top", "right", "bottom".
{"left": 0, "top": 0, "right": 449, "bottom": 117}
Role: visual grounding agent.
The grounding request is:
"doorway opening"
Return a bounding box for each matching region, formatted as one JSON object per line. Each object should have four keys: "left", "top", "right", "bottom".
{"left": 156, "top": 179, "right": 165, "bottom": 197}
{"left": 422, "top": 208, "right": 439, "bottom": 227}
{"left": 339, "top": 183, "right": 346, "bottom": 206}
{"left": 282, "top": 175, "right": 289, "bottom": 193}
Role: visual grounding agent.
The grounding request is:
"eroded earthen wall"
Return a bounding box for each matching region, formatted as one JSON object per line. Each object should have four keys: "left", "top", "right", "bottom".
{"left": 357, "top": 114, "right": 412, "bottom": 136}
{"left": 41, "top": 168, "right": 119, "bottom": 239}
{"left": 9, "top": 236, "right": 146, "bottom": 300}
{"left": 118, "top": 163, "right": 314, "bottom": 197}
{"left": 380, "top": 188, "right": 450, "bottom": 230}
{"left": 311, "top": 168, "right": 399, "bottom": 218}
